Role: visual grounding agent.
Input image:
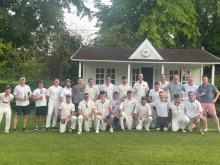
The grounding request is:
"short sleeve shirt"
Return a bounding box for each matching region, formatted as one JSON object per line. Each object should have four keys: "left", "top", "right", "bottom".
{"left": 134, "top": 103, "right": 151, "bottom": 119}
{"left": 119, "top": 97, "right": 137, "bottom": 116}
{"left": 85, "top": 85, "right": 99, "bottom": 101}
{"left": 33, "top": 88, "right": 47, "bottom": 107}
{"left": 99, "top": 83, "right": 115, "bottom": 100}
{"left": 185, "top": 99, "right": 203, "bottom": 118}
{"left": 109, "top": 98, "right": 121, "bottom": 116}
{"left": 169, "top": 102, "right": 185, "bottom": 120}
{"left": 164, "top": 82, "right": 184, "bottom": 99}
{"left": 13, "top": 84, "right": 32, "bottom": 106}
{"left": 149, "top": 88, "right": 164, "bottom": 102}
{"left": 0, "top": 92, "right": 14, "bottom": 108}
{"left": 150, "top": 100, "right": 169, "bottom": 117}
{"left": 118, "top": 84, "right": 132, "bottom": 98}
{"left": 183, "top": 83, "right": 198, "bottom": 100}
{"left": 78, "top": 99, "right": 95, "bottom": 115}
{"left": 133, "top": 81, "right": 149, "bottom": 101}
{"left": 72, "top": 85, "right": 85, "bottom": 104}
{"left": 60, "top": 86, "right": 72, "bottom": 102}
{"left": 47, "top": 85, "right": 62, "bottom": 103}
{"left": 198, "top": 84, "right": 217, "bottom": 103}
{"left": 95, "top": 99, "right": 109, "bottom": 117}
{"left": 59, "top": 102, "right": 75, "bottom": 117}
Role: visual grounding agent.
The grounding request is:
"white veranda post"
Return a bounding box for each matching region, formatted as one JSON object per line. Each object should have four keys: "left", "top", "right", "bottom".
{"left": 161, "top": 64, "right": 164, "bottom": 74}
{"left": 78, "top": 61, "right": 82, "bottom": 77}
{"left": 211, "top": 64, "right": 215, "bottom": 85}
{"left": 127, "top": 63, "right": 131, "bottom": 85}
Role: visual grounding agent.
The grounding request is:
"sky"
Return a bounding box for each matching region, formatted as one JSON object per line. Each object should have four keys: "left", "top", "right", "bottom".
{"left": 64, "top": 0, "right": 111, "bottom": 45}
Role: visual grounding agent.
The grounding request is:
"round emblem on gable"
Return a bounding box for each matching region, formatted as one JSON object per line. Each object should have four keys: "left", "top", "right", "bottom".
{"left": 141, "top": 48, "right": 151, "bottom": 57}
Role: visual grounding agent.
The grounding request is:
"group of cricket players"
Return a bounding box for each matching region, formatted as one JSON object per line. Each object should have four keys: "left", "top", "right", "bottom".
{"left": 0, "top": 73, "right": 220, "bottom": 135}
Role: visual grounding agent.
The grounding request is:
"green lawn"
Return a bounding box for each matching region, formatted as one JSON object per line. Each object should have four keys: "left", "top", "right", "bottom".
{"left": 0, "top": 111, "right": 220, "bottom": 165}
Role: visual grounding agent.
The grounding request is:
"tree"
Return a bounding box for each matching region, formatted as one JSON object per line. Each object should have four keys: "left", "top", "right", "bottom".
{"left": 0, "top": 0, "right": 89, "bottom": 80}
{"left": 93, "top": 0, "right": 201, "bottom": 48}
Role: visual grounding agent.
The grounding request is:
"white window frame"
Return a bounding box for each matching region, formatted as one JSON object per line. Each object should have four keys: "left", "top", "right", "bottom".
{"left": 181, "top": 70, "right": 191, "bottom": 84}
{"left": 131, "top": 67, "right": 140, "bottom": 86}
{"left": 95, "top": 68, "right": 116, "bottom": 85}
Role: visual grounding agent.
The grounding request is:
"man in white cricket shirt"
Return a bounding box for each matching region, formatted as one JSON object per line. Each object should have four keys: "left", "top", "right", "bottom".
{"left": 58, "top": 95, "right": 77, "bottom": 133}
{"left": 149, "top": 82, "right": 164, "bottom": 128}
{"left": 169, "top": 93, "right": 190, "bottom": 132}
{"left": 85, "top": 78, "right": 99, "bottom": 102}
{"left": 118, "top": 76, "right": 132, "bottom": 100}
{"left": 150, "top": 91, "right": 169, "bottom": 132}
{"left": 32, "top": 80, "right": 47, "bottom": 131}
{"left": 77, "top": 92, "right": 95, "bottom": 134}
{"left": 60, "top": 79, "right": 73, "bottom": 102}
{"left": 185, "top": 91, "right": 206, "bottom": 134}
{"left": 0, "top": 86, "right": 14, "bottom": 133}
{"left": 100, "top": 75, "right": 115, "bottom": 100}
{"left": 119, "top": 90, "right": 137, "bottom": 130}
{"left": 46, "top": 78, "right": 62, "bottom": 129}
{"left": 134, "top": 96, "right": 152, "bottom": 131}
{"left": 94, "top": 90, "right": 109, "bottom": 134}
{"left": 133, "top": 73, "right": 149, "bottom": 102}
{"left": 159, "top": 74, "right": 170, "bottom": 100}
{"left": 183, "top": 76, "right": 198, "bottom": 100}
{"left": 13, "top": 77, "right": 32, "bottom": 132}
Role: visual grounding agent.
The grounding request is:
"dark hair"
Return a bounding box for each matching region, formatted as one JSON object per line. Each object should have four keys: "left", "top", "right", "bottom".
{"left": 37, "top": 80, "right": 44, "bottom": 84}
{"left": 122, "top": 76, "right": 127, "bottom": 79}
{"left": 88, "top": 78, "right": 93, "bottom": 81}
{"left": 105, "top": 75, "right": 111, "bottom": 78}
{"left": 202, "top": 75, "right": 209, "bottom": 79}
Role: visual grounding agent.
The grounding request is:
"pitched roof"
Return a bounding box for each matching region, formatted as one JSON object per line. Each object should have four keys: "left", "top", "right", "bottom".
{"left": 71, "top": 47, "right": 220, "bottom": 63}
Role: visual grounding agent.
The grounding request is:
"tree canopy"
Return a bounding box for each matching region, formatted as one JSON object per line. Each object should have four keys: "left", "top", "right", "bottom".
{"left": 93, "top": 0, "right": 220, "bottom": 56}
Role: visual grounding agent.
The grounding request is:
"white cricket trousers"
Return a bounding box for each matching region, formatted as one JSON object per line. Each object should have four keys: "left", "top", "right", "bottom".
{"left": 95, "top": 115, "right": 107, "bottom": 132}
{"left": 78, "top": 115, "right": 92, "bottom": 132}
{"left": 0, "top": 107, "right": 11, "bottom": 132}
{"left": 119, "top": 112, "right": 133, "bottom": 130}
{"left": 172, "top": 115, "right": 190, "bottom": 132}
{"left": 60, "top": 116, "right": 77, "bottom": 133}
{"left": 46, "top": 102, "right": 60, "bottom": 128}
{"left": 136, "top": 116, "right": 153, "bottom": 130}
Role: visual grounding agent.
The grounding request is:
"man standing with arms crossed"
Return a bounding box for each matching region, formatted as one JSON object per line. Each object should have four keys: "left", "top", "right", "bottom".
{"left": 133, "top": 73, "right": 149, "bottom": 102}
{"left": 0, "top": 86, "right": 14, "bottom": 133}
{"left": 100, "top": 75, "right": 115, "bottom": 100}
{"left": 198, "top": 75, "right": 220, "bottom": 132}
{"left": 32, "top": 80, "right": 47, "bottom": 131}
{"left": 46, "top": 78, "right": 62, "bottom": 130}
{"left": 13, "top": 77, "right": 32, "bottom": 132}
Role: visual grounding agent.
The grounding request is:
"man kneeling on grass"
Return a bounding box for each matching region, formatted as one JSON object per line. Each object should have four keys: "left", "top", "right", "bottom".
{"left": 169, "top": 93, "right": 190, "bottom": 132}
{"left": 134, "top": 96, "right": 152, "bottom": 131}
{"left": 150, "top": 91, "right": 169, "bottom": 132}
{"left": 77, "top": 92, "right": 95, "bottom": 134}
{"left": 185, "top": 91, "right": 206, "bottom": 134}
{"left": 58, "top": 95, "right": 77, "bottom": 133}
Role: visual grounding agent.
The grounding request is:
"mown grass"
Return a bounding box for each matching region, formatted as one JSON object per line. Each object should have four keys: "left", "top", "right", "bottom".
{"left": 0, "top": 111, "right": 220, "bottom": 165}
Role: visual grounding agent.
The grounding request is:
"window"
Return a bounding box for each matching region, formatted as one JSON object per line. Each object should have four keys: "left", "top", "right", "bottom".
{"left": 169, "top": 69, "right": 179, "bottom": 82}
{"left": 132, "top": 68, "right": 140, "bottom": 86}
{"left": 181, "top": 70, "right": 191, "bottom": 84}
{"left": 107, "top": 68, "right": 115, "bottom": 84}
{"left": 168, "top": 69, "right": 191, "bottom": 83}
{"left": 95, "top": 68, "right": 115, "bottom": 85}
{"left": 95, "top": 68, "right": 104, "bottom": 84}
{"left": 154, "top": 68, "right": 161, "bottom": 82}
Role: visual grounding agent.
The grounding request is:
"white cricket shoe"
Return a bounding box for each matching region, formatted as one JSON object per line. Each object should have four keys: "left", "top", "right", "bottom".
{"left": 95, "top": 130, "right": 99, "bottom": 134}
{"left": 110, "top": 128, "right": 113, "bottom": 133}
{"left": 203, "top": 128, "right": 208, "bottom": 132}
{"left": 77, "top": 131, "right": 82, "bottom": 135}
